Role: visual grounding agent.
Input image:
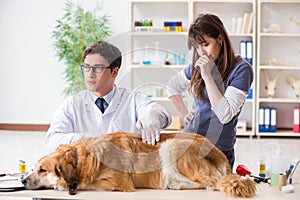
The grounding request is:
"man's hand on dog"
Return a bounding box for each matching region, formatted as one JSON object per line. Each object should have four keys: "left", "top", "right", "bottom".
{"left": 136, "top": 118, "right": 160, "bottom": 145}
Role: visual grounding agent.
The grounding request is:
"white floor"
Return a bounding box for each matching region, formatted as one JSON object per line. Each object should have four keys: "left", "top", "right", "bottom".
{"left": 0, "top": 131, "right": 300, "bottom": 200}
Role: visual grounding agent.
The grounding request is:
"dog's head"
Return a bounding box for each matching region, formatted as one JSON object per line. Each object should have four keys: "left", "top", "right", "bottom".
{"left": 22, "top": 144, "right": 78, "bottom": 195}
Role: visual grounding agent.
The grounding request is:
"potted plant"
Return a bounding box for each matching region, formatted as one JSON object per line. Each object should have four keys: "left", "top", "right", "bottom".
{"left": 52, "top": 0, "right": 110, "bottom": 95}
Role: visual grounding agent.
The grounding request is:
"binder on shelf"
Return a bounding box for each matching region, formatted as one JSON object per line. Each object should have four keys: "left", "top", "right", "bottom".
{"left": 241, "top": 12, "right": 253, "bottom": 34}
{"left": 269, "top": 107, "right": 277, "bottom": 132}
{"left": 247, "top": 86, "right": 253, "bottom": 99}
{"left": 236, "top": 17, "right": 243, "bottom": 34}
{"left": 259, "top": 108, "right": 265, "bottom": 132}
{"left": 231, "top": 17, "right": 236, "bottom": 34}
{"left": 239, "top": 41, "right": 246, "bottom": 59}
{"left": 259, "top": 107, "right": 277, "bottom": 132}
{"left": 239, "top": 40, "right": 252, "bottom": 65}
{"left": 293, "top": 107, "right": 300, "bottom": 133}
{"left": 264, "top": 108, "right": 270, "bottom": 132}
{"left": 246, "top": 41, "right": 253, "bottom": 65}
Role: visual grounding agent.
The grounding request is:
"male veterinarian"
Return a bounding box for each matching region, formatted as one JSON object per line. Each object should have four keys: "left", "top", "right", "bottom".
{"left": 46, "top": 41, "right": 171, "bottom": 152}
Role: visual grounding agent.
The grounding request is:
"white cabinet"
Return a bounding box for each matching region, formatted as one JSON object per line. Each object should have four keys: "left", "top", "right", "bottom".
{"left": 127, "top": 0, "right": 256, "bottom": 135}
{"left": 256, "top": 0, "right": 300, "bottom": 137}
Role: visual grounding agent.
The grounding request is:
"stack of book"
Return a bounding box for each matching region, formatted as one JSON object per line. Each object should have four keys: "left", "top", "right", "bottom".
{"left": 232, "top": 12, "right": 253, "bottom": 34}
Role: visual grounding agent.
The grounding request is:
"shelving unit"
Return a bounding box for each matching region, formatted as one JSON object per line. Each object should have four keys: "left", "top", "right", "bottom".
{"left": 128, "top": 0, "right": 190, "bottom": 66}
{"left": 127, "top": 0, "right": 192, "bottom": 125}
{"left": 127, "top": 0, "right": 257, "bottom": 135}
{"left": 256, "top": 0, "right": 300, "bottom": 137}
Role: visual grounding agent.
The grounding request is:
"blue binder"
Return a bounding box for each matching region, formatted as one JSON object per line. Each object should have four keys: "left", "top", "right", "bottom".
{"left": 269, "top": 107, "right": 277, "bottom": 132}
{"left": 239, "top": 40, "right": 246, "bottom": 59}
{"left": 259, "top": 108, "right": 265, "bottom": 132}
{"left": 246, "top": 41, "right": 253, "bottom": 65}
{"left": 264, "top": 108, "right": 270, "bottom": 132}
{"left": 247, "top": 86, "right": 253, "bottom": 99}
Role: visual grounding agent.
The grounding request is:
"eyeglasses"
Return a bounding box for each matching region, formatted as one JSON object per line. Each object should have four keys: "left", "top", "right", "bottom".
{"left": 80, "top": 63, "right": 110, "bottom": 73}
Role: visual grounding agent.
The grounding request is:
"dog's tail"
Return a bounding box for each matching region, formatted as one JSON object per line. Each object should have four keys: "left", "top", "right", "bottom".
{"left": 220, "top": 174, "right": 256, "bottom": 198}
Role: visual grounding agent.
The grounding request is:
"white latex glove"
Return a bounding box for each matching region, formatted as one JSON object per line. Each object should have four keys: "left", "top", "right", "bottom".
{"left": 136, "top": 107, "right": 164, "bottom": 145}
{"left": 183, "top": 111, "right": 194, "bottom": 125}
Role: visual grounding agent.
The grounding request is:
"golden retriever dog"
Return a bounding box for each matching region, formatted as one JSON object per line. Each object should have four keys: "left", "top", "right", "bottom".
{"left": 22, "top": 132, "right": 256, "bottom": 198}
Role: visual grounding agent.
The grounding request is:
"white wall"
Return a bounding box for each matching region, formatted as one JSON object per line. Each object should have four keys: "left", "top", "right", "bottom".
{"left": 0, "top": 0, "right": 129, "bottom": 124}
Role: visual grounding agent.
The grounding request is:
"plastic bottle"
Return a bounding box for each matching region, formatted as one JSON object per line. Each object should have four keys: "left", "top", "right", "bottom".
{"left": 271, "top": 149, "right": 286, "bottom": 186}
{"left": 19, "top": 160, "right": 26, "bottom": 173}
{"left": 142, "top": 45, "right": 151, "bottom": 65}
{"left": 164, "top": 53, "right": 171, "bottom": 65}
{"left": 259, "top": 155, "right": 266, "bottom": 178}
{"left": 153, "top": 41, "right": 161, "bottom": 64}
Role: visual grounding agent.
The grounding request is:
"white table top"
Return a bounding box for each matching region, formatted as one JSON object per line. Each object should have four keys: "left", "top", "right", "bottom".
{"left": 0, "top": 183, "right": 299, "bottom": 200}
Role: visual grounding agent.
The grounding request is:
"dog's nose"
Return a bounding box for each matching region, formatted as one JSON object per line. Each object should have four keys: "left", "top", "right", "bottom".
{"left": 21, "top": 177, "right": 27, "bottom": 185}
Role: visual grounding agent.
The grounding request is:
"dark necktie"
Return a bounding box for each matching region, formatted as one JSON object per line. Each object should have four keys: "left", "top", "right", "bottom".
{"left": 95, "top": 98, "right": 106, "bottom": 113}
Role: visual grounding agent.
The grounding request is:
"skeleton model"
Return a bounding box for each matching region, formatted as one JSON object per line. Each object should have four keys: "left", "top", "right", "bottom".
{"left": 286, "top": 75, "right": 300, "bottom": 98}
{"left": 262, "top": 69, "right": 283, "bottom": 98}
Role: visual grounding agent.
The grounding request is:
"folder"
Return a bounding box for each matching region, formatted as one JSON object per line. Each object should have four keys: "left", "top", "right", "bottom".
{"left": 247, "top": 86, "right": 253, "bottom": 99}
{"left": 241, "top": 12, "right": 253, "bottom": 34}
{"left": 269, "top": 107, "right": 277, "bottom": 132}
{"left": 239, "top": 41, "right": 246, "bottom": 59}
{"left": 236, "top": 17, "right": 243, "bottom": 34}
{"left": 165, "top": 115, "right": 181, "bottom": 130}
{"left": 231, "top": 17, "right": 236, "bottom": 34}
{"left": 293, "top": 107, "right": 300, "bottom": 133}
{"left": 246, "top": 41, "right": 253, "bottom": 65}
{"left": 259, "top": 108, "right": 265, "bottom": 132}
{"left": 264, "top": 108, "right": 270, "bottom": 132}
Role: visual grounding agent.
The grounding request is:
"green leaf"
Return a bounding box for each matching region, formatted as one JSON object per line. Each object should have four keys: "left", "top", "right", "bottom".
{"left": 52, "top": 0, "right": 110, "bottom": 96}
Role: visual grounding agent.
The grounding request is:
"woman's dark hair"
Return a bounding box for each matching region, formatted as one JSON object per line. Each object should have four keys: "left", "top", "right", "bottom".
{"left": 188, "top": 13, "right": 236, "bottom": 101}
{"left": 82, "top": 40, "right": 122, "bottom": 70}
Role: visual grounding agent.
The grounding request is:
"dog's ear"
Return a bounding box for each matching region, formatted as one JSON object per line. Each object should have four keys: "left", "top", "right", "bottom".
{"left": 54, "top": 164, "right": 61, "bottom": 177}
{"left": 57, "top": 144, "right": 78, "bottom": 195}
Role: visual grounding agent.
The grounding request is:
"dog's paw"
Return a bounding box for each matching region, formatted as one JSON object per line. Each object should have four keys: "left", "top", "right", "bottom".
{"left": 163, "top": 177, "right": 177, "bottom": 190}
{"left": 164, "top": 179, "right": 199, "bottom": 190}
{"left": 55, "top": 185, "right": 67, "bottom": 191}
{"left": 165, "top": 181, "right": 181, "bottom": 190}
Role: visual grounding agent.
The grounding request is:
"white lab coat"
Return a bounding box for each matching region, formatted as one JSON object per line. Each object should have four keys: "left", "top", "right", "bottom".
{"left": 45, "top": 86, "right": 171, "bottom": 152}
